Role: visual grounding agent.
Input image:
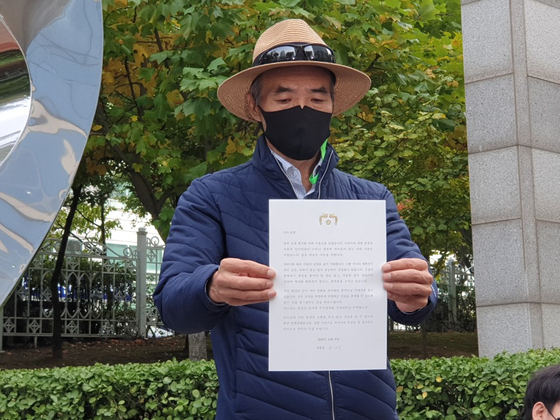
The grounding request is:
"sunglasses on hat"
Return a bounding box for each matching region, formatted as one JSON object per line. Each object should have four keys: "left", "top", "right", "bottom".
{"left": 253, "top": 43, "right": 336, "bottom": 66}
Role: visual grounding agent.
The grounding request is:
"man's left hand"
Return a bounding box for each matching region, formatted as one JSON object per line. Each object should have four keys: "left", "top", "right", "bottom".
{"left": 382, "top": 258, "right": 433, "bottom": 313}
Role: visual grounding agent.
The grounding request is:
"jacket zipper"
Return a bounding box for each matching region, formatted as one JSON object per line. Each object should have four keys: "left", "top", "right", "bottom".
{"left": 275, "top": 150, "right": 336, "bottom": 419}
{"left": 328, "top": 371, "right": 336, "bottom": 420}
{"left": 317, "top": 152, "right": 333, "bottom": 200}
{"left": 317, "top": 152, "right": 336, "bottom": 419}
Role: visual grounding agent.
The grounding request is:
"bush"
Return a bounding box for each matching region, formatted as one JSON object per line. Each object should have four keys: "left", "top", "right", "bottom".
{"left": 2, "top": 349, "right": 560, "bottom": 419}
{"left": 0, "top": 359, "right": 218, "bottom": 420}
{"left": 392, "top": 349, "right": 560, "bottom": 419}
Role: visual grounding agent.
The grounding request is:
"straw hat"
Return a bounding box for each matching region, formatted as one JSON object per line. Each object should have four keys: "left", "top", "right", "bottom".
{"left": 217, "top": 19, "right": 371, "bottom": 121}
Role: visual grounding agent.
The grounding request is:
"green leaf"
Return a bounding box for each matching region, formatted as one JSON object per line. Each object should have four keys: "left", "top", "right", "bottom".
{"left": 150, "top": 51, "right": 172, "bottom": 64}
{"left": 384, "top": 0, "right": 401, "bottom": 8}
{"left": 412, "top": 226, "right": 424, "bottom": 235}
{"left": 278, "top": 0, "right": 301, "bottom": 7}
{"left": 417, "top": 0, "right": 439, "bottom": 21}
{"left": 207, "top": 57, "right": 226, "bottom": 72}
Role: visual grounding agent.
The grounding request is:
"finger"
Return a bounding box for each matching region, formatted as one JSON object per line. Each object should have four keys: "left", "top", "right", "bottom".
{"left": 214, "top": 265, "right": 273, "bottom": 291}
{"left": 221, "top": 258, "right": 276, "bottom": 279}
{"left": 226, "top": 275, "right": 274, "bottom": 291}
{"left": 383, "top": 268, "right": 432, "bottom": 285}
{"left": 211, "top": 269, "right": 275, "bottom": 302}
{"left": 219, "top": 288, "right": 276, "bottom": 307}
{"left": 384, "top": 281, "right": 432, "bottom": 297}
{"left": 382, "top": 258, "right": 428, "bottom": 273}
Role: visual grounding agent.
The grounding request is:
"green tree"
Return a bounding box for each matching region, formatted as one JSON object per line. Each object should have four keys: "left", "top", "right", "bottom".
{"left": 96, "top": 0, "right": 255, "bottom": 239}
{"left": 46, "top": 155, "right": 121, "bottom": 359}
{"left": 328, "top": 0, "right": 468, "bottom": 264}
{"left": 95, "top": 0, "right": 468, "bottom": 263}
{"left": 52, "top": 179, "right": 120, "bottom": 247}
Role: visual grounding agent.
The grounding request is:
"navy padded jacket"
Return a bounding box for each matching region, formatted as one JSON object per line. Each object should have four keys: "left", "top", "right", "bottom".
{"left": 155, "top": 136, "right": 437, "bottom": 419}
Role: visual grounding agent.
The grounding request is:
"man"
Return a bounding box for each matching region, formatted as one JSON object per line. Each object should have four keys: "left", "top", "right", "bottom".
{"left": 155, "top": 19, "right": 437, "bottom": 419}
{"left": 524, "top": 365, "right": 560, "bottom": 420}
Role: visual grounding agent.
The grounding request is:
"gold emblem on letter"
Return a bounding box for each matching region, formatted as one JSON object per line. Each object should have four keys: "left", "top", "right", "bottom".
{"left": 319, "top": 213, "right": 338, "bottom": 226}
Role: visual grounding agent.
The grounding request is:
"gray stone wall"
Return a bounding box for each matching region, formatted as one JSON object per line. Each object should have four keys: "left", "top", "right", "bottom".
{"left": 462, "top": 0, "right": 560, "bottom": 356}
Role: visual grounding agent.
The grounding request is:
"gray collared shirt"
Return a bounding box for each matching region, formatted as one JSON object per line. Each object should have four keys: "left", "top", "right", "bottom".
{"left": 270, "top": 149, "right": 322, "bottom": 199}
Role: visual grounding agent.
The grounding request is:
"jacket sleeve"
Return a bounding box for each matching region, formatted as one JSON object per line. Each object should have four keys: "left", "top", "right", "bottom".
{"left": 154, "top": 178, "right": 230, "bottom": 334}
{"left": 382, "top": 187, "right": 438, "bottom": 326}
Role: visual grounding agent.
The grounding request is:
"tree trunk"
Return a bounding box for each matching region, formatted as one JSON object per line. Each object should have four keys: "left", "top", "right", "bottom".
{"left": 188, "top": 332, "right": 208, "bottom": 361}
{"left": 50, "top": 185, "right": 82, "bottom": 359}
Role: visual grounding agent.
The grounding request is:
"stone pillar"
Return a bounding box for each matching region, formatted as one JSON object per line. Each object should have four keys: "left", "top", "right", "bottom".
{"left": 462, "top": 0, "right": 560, "bottom": 356}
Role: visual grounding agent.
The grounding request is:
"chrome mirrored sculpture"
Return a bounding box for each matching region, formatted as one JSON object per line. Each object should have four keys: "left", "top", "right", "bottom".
{"left": 0, "top": 18, "right": 31, "bottom": 165}
{"left": 0, "top": 0, "right": 103, "bottom": 305}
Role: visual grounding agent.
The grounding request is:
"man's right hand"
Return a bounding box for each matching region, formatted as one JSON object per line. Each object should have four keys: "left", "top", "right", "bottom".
{"left": 207, "top": 258, "right": 276, "bottom": 306}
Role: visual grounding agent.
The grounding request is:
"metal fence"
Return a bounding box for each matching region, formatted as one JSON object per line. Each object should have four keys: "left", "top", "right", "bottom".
{"left": 1, "top": 236, "right": 475, "bottom": 347}
{"left": 0, "top": 228, "right": 165, "bottom": 348}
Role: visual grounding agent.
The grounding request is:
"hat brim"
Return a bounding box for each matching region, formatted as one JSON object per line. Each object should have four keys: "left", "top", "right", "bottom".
{"left": 217, "top": 61, "right": 371, "bottom": 121}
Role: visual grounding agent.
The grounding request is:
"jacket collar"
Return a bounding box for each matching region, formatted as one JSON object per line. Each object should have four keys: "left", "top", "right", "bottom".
{"left": 251, "top": 135, "right": 339, "bottom": 184}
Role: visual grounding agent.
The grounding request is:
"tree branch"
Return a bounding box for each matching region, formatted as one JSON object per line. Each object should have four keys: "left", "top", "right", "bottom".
{"left": 124, "top": 60, "right": 143, "bottom": 118}
{"left": 154, "top": 28, "right": 189, "bottom": 102}
{"left": 111, "top": 145, "right": 161, "bottom": 220}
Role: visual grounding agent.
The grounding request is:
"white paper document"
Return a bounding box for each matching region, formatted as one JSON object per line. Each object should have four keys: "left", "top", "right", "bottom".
{"left": 269, "top": 199, "right": 387, "bottom": 371}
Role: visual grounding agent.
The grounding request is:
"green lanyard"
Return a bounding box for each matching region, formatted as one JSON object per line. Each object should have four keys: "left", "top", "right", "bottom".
{"left": 309, "top": 140, "right": 328, "bottom": 185}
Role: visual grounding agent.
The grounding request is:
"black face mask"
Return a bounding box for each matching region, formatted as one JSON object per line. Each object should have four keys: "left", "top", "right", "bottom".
{"left": 259, "top": 106, "right": 331, "bottom": 161}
